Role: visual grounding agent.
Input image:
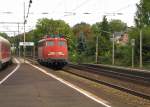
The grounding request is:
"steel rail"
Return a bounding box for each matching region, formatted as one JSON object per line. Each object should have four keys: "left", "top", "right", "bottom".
{"left": 65, "top": 64, "right": 150, "bottom": 100}
{"left": 68, "top": 64, "right": 150, "bottom": 85}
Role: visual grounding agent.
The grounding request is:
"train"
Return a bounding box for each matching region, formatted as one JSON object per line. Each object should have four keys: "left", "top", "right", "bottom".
{"left": 0, "top": 36, "right": 11, "bottom": 70}
{"left": 37, "top": 34, "right": 68, "bottom": 69}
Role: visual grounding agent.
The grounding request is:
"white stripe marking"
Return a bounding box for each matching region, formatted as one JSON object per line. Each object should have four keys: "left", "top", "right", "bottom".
{"left": 27, "top": 62, "right": 111, "bottom": 107}
{"left": 0, "top": 58, "right": 20, "bottom": 85}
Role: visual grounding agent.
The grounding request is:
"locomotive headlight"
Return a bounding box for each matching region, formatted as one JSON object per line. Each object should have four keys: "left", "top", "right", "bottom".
{"left": 57, "top": 52, "right": 64, "bottom": 55}
{"left": 48, "top": 52, "right": 55, "bottom": 55}
{"left": 48, "top": 52, "right": 64, "bottom": 55}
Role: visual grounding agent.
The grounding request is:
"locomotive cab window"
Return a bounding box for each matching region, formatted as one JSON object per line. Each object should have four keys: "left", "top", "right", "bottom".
{"left": 47, "top": 41, "right": 54, "bottom": 46}
{"left": 58, "top": 41, "right": 66, "bottom": 46}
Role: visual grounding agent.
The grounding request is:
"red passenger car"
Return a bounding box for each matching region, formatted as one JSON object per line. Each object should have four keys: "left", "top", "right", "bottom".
{"left": 0, "top": 36, "right": 11, "bottom": 69}
{"left": 37, "top": 34, "right": 68, "bottom": 69}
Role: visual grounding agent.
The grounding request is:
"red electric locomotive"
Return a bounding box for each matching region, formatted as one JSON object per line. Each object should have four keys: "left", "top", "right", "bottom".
{"left": 0, "top": 36, "right": 11, "bottom": 69}
{"left": 37, "top": 34, "right": 68, "bottom": 69}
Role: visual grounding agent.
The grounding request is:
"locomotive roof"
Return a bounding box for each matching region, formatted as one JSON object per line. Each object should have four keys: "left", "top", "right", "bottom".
{"left": 38, "top": 37, "right": 66, "bottom": 43}
{"left": 0, "top": 36, "right": 10, "bottom": 44}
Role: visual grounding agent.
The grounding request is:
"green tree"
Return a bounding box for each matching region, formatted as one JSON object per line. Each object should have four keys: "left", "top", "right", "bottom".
{"left": 91, "top": 22, "right": 101, "bottom": 36}
{"left": 0, "top": 32, "right": 9, "bottom": 40}
{"left": 135, "top": 0, "right": 150, "bottom": 28}
{"left": 100, "top": 16, "right": 112, "bottom": 59}
{"left": 115, "top": 45, "right": 132, "bottom": 66}
{"left": 36, "top": 18, "right": 72, "bottom": 41}
{"left": 91, "top": 17, "right": 112, "bottom": 64}
{"left": 72, "top": 22, "right": 92, "bottom": 39}
{"left": 109, "top": 19, "right": 127, "bottom": 32}
{"left": 128, "top": 27, "right": 150, "bottom": 64}
{"left": 101, "top": 16, "right": 110, "bottom": 39}
{"left": 72, "top": 22, "right": 93, "bottom": 63}
{"left": 90, "top": 23, "right": 102, "bottom": 56}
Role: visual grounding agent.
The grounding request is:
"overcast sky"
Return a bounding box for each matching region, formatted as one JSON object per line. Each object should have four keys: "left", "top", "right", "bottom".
{"left": 0, "top": 0, "right": 139, "bottom": 36}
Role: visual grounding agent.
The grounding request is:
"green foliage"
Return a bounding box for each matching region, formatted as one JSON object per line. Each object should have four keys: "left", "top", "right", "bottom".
{"left": 91, "top": 18, "right": 112, "bottom": 64}
{"left": 91, "top": 22, "right": 101, "bottom": 36}
{"left": 0, "top": 32, "right": 9, "bottom": 40}
{"left": 101, "top": 16, "right": 110, "bottom": 39}
{"left": 115, "top": 45, "right": 132, "bottom": 66}
{"left": 109, "top": 20, "right": 127, "bottom": 32}
{"left": 36, "top": 18, "right": 72, "bottom": 42}
{"left": 72, "top": 22, "right": 93, "bottom": 62}
{"left": 135, "top": 0, "right": 150, "bottom": 28}
{"left": 72, "top": 22, "right": 92, "bottom": 39}
{"left": 128, "top": 27, "right": 150, "bottom": 64}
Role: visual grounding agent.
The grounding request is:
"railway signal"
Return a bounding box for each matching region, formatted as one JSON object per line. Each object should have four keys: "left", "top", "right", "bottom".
{"left": 77, "top": 32, "right": 86, "bottom": 54}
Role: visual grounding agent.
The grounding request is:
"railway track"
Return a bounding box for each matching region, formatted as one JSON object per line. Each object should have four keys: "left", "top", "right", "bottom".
{"left": 68, "top": 64, "right": 150, "bottom": 85}
{"left": 63, "top": 64, "right": 150, "bottom": 100}
{"left": 84, "top": 64, "right": 150, "bottom": 79}
{"left": 25, "top": 58, "right": 150, "bottom": 100}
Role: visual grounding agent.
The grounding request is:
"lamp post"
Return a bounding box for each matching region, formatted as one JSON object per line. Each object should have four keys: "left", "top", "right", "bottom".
{"left": 23, "top": 0, "right": 32, "bottom": 62}
{"left": 139, "top": 29, "right": 143, "bottom": 68}
{"left": 112, "top": 33, "right": 115, "bottom": 65}
{"left": 96, "top": 35, "right": 98, "bottom": 64}
{"left": 95, "top": 30, "right": 115, "bottom": 65}
{"left": 23, "top": 2, "right": 26, "bottom": 62}
{"left": 139, "top": 0, "right": 143, "bottom": 68}
{"left": 131, "top": 39, "right": 135, "bottom": 68}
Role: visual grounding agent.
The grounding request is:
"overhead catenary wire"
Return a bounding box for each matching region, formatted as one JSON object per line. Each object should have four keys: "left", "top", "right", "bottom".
{"left": 51, "top": 0, "right": 64, "bottom": 15}
{"left": 72, "top": 0, "right": 90, "bottom": 11}
{"left": 102, "top": 3, "right": 136, "bottom": 17}
{"left": 63, "top": 1, "right": 135, "bottom": 17}
{"left": 113, "top": 3, "right": 136, "bottom": 13}
{"left": 61, "top": 0, "right": 91, "bottom": 17}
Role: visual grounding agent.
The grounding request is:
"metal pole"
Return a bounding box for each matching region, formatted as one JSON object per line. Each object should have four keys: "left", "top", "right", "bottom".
{"left": 19, "top": 45, "right": 20, "bottom": 57}
{"left": 18, "top": 23, "right": 20, "bottom": 57}
{"left": 112, "top": 33, "right": 115, "bottom": 65}
{"left": 23, "top": 2, "right": 26, "bottom": 63}
{"left": 13, "top": 32, "right": 16, "bottom": 56}
{"left": 131, "top": 39, "right": 135, "bottom": 68}
{"left": 140, "top": 29, "right": 143, "bottom": 68}
{"left": 132, "top": 45, "right": 134, "bottom": 68}
{"left": 96, "top": 36, "right": 98, "bottom": 63}
{"left": 33, "top": 46, "right": 35, "bottom": 59}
